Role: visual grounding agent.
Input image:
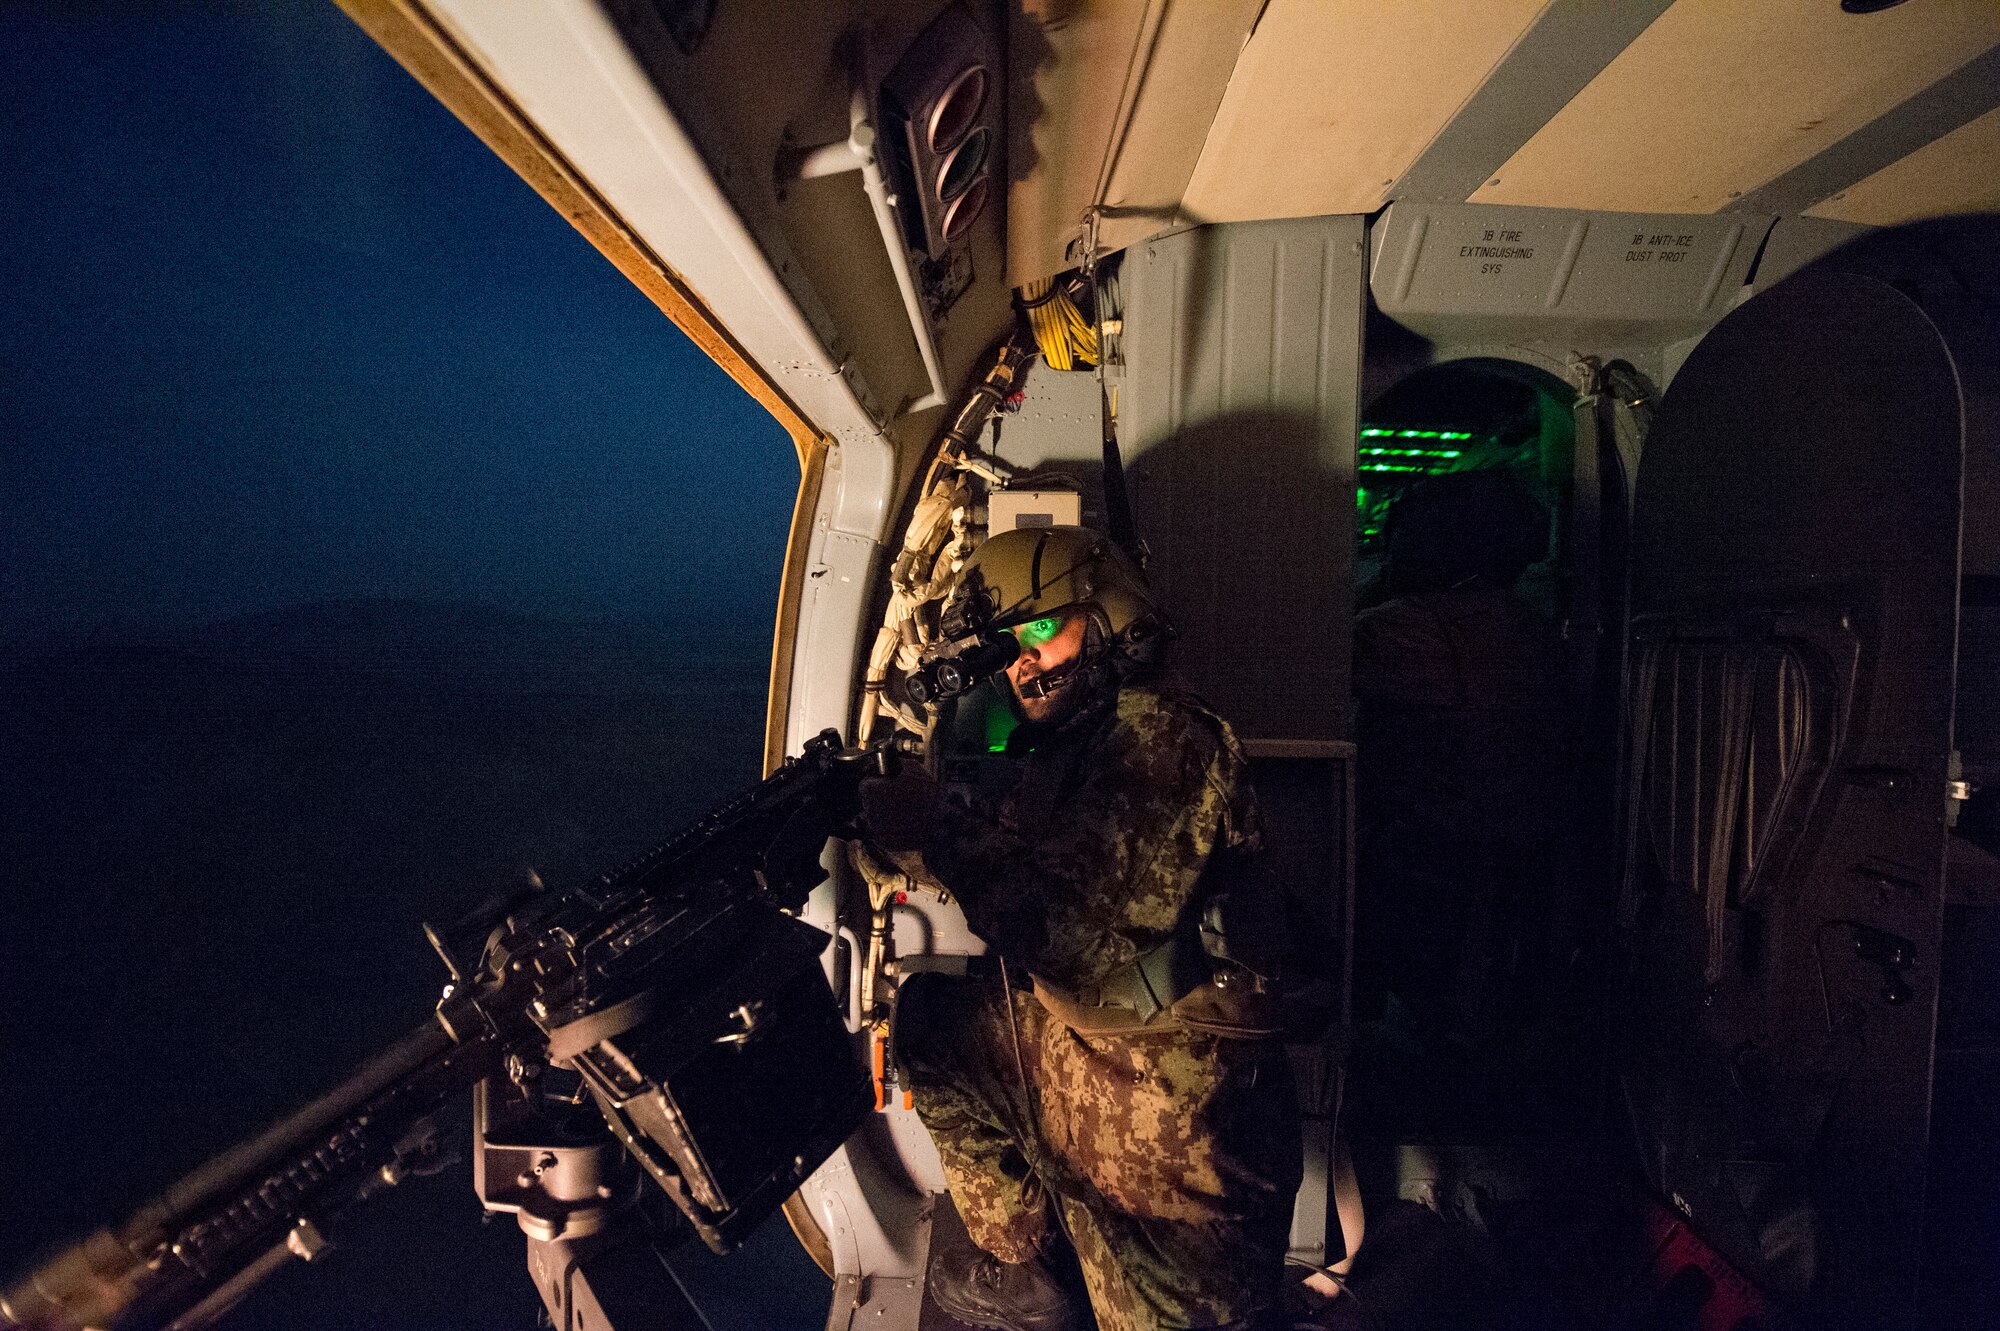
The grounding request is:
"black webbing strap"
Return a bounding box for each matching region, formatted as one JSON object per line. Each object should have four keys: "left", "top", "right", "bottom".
{"left": 1100, "top": 377, "right": 1144, "bottom": 567}
{"left": 1082, "top": 240, "right": 1144, "bottom": 570}
{"left": 544, "top": 988, "right": 657, "bottom": 1063}
{"left": 1073, "top": 916, "right": 1210, "bottom": 1022}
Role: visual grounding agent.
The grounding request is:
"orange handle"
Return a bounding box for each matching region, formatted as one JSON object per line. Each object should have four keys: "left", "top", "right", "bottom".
{"left": 871, "top": 1027, "right": 887, "bottom": 1111}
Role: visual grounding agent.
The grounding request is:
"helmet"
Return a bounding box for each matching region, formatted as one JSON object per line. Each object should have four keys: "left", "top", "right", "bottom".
{"left": 941, "top": 525, "right": 1167, "bottom": 653}
{"left": 1384, "top": 470, "right": 1548, "bottom": 595}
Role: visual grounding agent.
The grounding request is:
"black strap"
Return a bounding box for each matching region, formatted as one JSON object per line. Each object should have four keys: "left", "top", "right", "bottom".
{"left": 545, "top": 987, "right": 658, "bottom": 1063}
{"left": 1100, "top": 378, "right": 1144, "bottom": 567}
{"left": 1082, "top": 916, "right": 1210, "bottom": 1022}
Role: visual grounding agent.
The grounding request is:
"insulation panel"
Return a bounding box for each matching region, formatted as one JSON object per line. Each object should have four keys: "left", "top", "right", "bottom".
{"left": 1182, "top": 0, "right": 1549, "bottom": 224}
{"left": 1806, "top": 104, "right": 2000, "bottom": 228}
{"left": 1007, "top": 0, "right": 1261, "bottom": 282}
{"left": 1471, "top": 0, "right": 2000, "bottom": 214}
{"left": 1093, "top": 0, "right": 1265, "bottom": 260}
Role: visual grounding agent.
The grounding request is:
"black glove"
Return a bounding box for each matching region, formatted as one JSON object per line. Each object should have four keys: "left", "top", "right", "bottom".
{"left": 857, "top": 768, "right": 941, "bottom": 853}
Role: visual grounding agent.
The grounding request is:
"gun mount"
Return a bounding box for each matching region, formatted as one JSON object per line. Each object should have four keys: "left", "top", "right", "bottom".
{"left": 2, "top": 730, "right": 884, "bottom": 1331}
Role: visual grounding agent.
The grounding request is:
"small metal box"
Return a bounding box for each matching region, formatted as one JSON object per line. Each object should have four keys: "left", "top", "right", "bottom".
{"left": 988, "top": 488, "right": 1082, "bottom": 532}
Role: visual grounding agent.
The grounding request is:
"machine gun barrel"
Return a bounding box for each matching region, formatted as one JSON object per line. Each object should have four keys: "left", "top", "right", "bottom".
{"left": 2, "top": 729, "right": 885, "bottom": 1331}
{"left": 157, "top": 1022, "right": 456, "bottom": 1229}
{"left": 1, "top": 1020, "right": 492, "bottom": 1331}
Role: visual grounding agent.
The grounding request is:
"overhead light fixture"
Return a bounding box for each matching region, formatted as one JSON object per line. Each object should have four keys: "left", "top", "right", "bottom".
{"left": 883, "top": 6, "right": 1000, "bottom": 260}
{"left": 927, "top": 66, "right": 987, "bottom": 154}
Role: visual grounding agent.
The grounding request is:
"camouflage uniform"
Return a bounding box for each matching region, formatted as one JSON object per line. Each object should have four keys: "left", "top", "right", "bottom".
{"left": 900, "top": 682, "right": 1302, "bottom": 1331}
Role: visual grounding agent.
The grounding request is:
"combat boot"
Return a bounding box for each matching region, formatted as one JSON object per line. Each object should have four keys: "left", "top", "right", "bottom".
{"left": 927, "top": 1247, "right": 1084, "bottom": 1331}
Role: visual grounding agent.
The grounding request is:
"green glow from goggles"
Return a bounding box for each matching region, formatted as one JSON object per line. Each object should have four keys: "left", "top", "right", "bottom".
{"left": 986, "top": 690, "right": 1019, "bottom": 753}
{"left": 1008, "top": 615, "right": 1065, "bottom": 648}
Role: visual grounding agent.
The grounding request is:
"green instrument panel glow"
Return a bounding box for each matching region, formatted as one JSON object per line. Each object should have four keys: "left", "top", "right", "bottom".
{"left": 1357, "top": 423, "right": 1494, "bottom": 546}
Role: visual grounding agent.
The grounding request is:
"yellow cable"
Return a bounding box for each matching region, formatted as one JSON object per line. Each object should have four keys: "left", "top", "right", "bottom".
{"left": 1019, "top": 276, "right": 1097, "bottom": 371}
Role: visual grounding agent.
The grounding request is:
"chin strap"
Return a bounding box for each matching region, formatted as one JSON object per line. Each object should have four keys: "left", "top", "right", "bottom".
{"left": 1017, "top": 657, "right": 1082, "bottom": 699}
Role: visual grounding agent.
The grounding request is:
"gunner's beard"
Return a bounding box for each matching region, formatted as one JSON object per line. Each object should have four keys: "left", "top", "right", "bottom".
{"left": 1013, "top": 655, "right": 1090, "bottom": 726}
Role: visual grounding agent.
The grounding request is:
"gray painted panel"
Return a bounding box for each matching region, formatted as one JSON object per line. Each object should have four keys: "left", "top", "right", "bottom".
{"left": 1748, "top": 215, "right": 1876, "bottom": 294}
{"left": 1391, "top": 0, "right": 1677, "bottom": 206}
{"left": 1559, "top": 214, "right": 1760, "bottom": 319}
{"left": 1373, "top": 202, "right": 1771, "bottom": 340}
{"left": 1121, "top": 218, "right": 1364, "bottom": 743}
{"left": 994, "top": 361, "right": 1110, "bottom": 467}
{"left": 973, "top": 360, "right": 1128, "bottom": 534}
{"left": 1384, "top": 203, "right": 1584, "bottom": 311}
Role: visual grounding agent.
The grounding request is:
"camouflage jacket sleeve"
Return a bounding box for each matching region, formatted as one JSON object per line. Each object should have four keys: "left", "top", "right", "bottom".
{"left": 921, "top": 689, "right": 1256, "bottom": 993}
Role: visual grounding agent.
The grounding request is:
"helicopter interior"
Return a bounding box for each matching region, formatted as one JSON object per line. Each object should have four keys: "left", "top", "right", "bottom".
{"left": 320, "top": 2, "right": 2000, "bottom": 1327}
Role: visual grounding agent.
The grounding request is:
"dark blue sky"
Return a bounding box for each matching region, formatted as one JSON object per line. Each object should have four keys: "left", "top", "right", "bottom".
{"left": 2, "top": 0, "right": 797, "bottom": 636}
{"left": 0, "top": 9, "right": 826, "bottom": 1326}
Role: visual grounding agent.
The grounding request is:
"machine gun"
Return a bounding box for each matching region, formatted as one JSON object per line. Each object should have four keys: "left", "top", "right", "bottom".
{"left": 2, "top": 730, "right": 888, "bottom": 1331}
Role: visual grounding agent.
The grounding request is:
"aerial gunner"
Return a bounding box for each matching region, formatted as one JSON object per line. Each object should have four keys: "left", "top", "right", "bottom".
{"left": 859, "top": 526, "right": 1303, "bottom": 1331}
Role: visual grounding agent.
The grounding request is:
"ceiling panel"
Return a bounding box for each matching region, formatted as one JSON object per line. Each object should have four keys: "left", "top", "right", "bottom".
{"left": 1008, "top": 0, "right": 1152, "bottom": 282}
{"left": 1093, "top": 0, "right": 1264, "bottom": 259}
{"left": 1806, "top": 104, "right": 2000, "bottom": 227}
{"left": 1181, "top": 0, "right": 1550, "bottom": 224}
{"left": 1007, "top": 0, "right": 1261, "bottom": 282}
{"left": 1471, "top": 0, "right": 2000, "bottom": 214}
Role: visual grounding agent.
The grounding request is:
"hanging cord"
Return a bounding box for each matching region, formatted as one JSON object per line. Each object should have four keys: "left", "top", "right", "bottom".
{"left": 997, "top": 957, "right": 1036, "bottom": 1121}
{"left": 1566, "top": 356, "right": 1608, "bottom": 720}
{"left": 992, "top": 947, "right": 1072, "bottom": 1247}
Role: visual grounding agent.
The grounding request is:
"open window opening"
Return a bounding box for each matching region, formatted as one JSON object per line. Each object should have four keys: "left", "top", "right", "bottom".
{"left": 1357, "top": 358, "right": 1576, "bottom": 619}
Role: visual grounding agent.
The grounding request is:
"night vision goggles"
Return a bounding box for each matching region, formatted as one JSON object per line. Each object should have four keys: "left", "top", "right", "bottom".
{"left": 907, "top": 526, "right": 1167, "bottom": 706}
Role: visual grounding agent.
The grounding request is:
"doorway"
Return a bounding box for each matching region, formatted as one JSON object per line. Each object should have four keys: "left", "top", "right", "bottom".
{"left": 1357, "top": 358, "right": 1577, "bottom": 619}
